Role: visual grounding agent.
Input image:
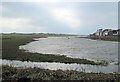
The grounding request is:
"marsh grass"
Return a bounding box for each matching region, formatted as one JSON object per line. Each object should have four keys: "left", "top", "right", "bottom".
{"left": 2, "top": 65, "right": 120, "bottom": 81}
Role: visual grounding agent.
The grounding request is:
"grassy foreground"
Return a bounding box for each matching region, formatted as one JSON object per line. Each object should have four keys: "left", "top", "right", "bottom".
{"left": 2, "top": 33, "right": 105, "bottom": 65}
{"left": 2, "top": 65, "right": 120, "bottom": 81}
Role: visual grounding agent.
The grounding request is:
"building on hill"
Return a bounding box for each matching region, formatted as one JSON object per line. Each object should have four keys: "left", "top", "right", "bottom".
{"left": 108, "top": 30, "right": 119, "bottom": 36}
{"left": 102, "top": 29, "right": 112, "bottom": 36}
{"left": 95, "top": 29, "right": 103, "bottom": 36}
{"left": 91, "top": 29, "right": 120, "bottom": 37}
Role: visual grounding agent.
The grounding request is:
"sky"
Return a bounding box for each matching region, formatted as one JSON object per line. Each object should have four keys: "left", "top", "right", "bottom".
{"left": 0, "top": 1, "right": 118, "bottom": 35}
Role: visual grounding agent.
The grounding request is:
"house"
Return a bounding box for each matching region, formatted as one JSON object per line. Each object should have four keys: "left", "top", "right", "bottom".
{"left": 91, "top": 28, "right": 120, "bottom": 37}
{"left": 107, "top": 30, "right": 118, "bottom": 36}
{"left": 95, "top": 29, "right": 103, "bottom": 36}
{"left": 102, "top": 29, "right": 112, "bottom": 36}
{"left": 112, "top": 30, "right": 118, "bottom": 36}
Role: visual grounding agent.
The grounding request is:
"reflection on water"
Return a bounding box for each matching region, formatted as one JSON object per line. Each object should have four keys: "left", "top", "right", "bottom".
{"left": 20, "top": 37, "right": 118, "bottom": 63}
{"left": 2, "top": 59, "right": 118, "bottom": 73}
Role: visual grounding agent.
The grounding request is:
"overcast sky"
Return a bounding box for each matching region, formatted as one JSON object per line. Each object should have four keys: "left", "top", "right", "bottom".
{"left": 0, "top": 2, "right": 118, "bottom": 35}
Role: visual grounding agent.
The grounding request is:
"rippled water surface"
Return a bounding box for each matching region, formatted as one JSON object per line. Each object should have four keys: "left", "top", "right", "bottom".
{"left": 18, "top": 37, "right": 119, "bottom": 73}
{"left": 2, "top": 59, "right": 118, "bottom": 73}
{"left": 20, "top": 37, "right": 118, "bottom": 63}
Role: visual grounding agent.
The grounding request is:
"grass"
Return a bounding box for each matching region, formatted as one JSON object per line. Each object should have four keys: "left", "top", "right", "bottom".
{"left": 2, "top": 33, "right": 107, "bottom": 65}
{"left": 2, "top": 65, "right": 120, "bottom": 81}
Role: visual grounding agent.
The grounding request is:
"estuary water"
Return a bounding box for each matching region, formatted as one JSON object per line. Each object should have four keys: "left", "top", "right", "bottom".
{"left": 20, "top": 37, "right": 118, "bottom": 63}
{"left": 2, "top": 59, "right": 118, "bottom": 73}
{"left": 3, "top": 37, "right": 118, "bottom": 73}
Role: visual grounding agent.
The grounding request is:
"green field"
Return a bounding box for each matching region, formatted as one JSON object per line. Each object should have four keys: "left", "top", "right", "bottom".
{"left": 2, "top": 33, "right": 106, "bottom": 65}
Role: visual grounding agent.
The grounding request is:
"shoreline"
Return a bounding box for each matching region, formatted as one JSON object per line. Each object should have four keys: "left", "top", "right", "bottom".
{"left": 77, "top": 36, "right": 120, "bottom": 42}
{"left": 2, "top": 34, "right": 105, "bottom": 65}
